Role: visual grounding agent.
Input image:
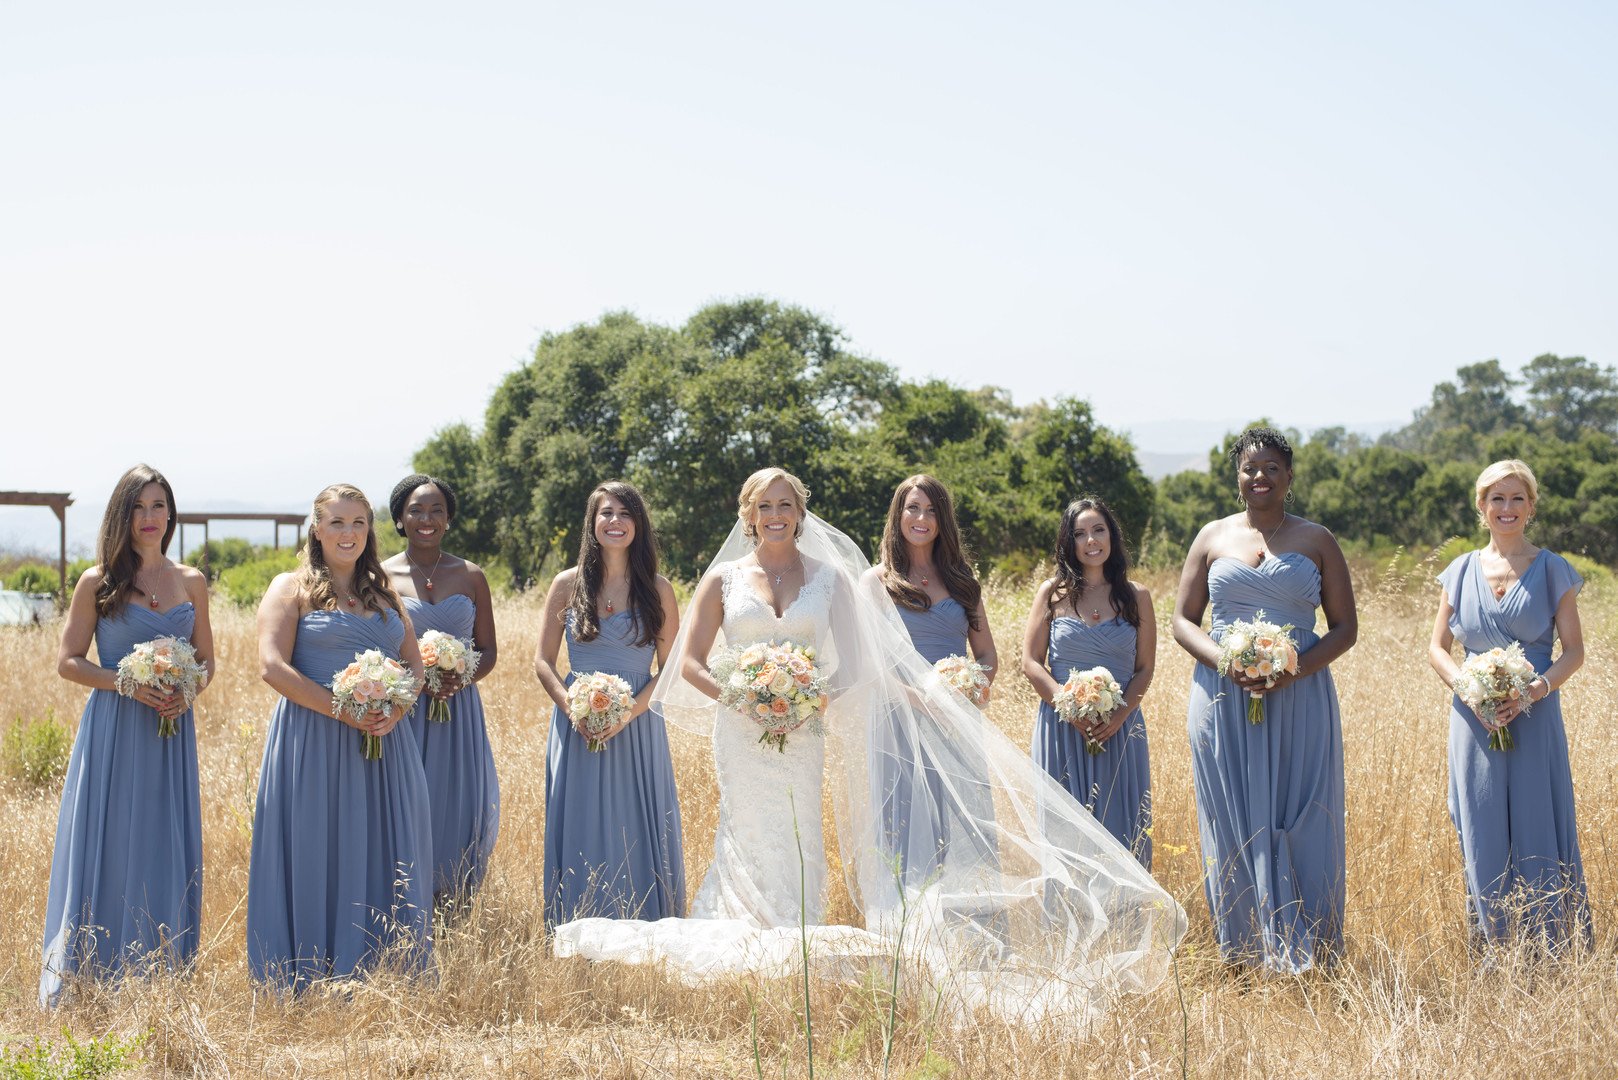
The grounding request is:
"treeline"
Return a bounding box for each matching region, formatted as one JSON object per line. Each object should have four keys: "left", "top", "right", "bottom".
{"left": 414, "top": 301, "right": 1618, "bottom": 583}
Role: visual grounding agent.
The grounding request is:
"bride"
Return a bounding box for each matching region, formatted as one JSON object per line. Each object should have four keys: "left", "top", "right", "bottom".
{"left": 555, "top": 467, "right": 1185, "bottom": 1021}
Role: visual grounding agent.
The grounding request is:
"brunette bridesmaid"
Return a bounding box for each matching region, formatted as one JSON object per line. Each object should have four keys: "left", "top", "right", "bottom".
{"left": 1429, "top": 459, "right": 1590, "bottom": 952}
{"left": 1022, "top": 496, "right": 1154, "bottom": 865}
{"left": 42, "top": 465, "right": 212, "bottom": 1004}
{"left": 1173, "top": 427, "right": 1357, "bottom": 973}
{"left": 383, "top": 474, "right": 500, "bottom": 908}
{"left": 865, "top": 474, "right": 997, "bottom": 885}
{"left": 535, "top": 481, "right": 685, "bottom": 926}
{"left": 246, "top": 483, "right": 433, "bottom": 987}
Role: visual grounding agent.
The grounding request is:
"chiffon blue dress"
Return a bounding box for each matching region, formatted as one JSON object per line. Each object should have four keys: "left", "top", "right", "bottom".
{"left": 1439, "top": 549, "right": 1590, "bottom": 949}
{"left": 1032, "top": 616, "right": 1152, "bottom": 867}
{"left": 402, "top": 594, "right": 500, "bottom": 904}
{"left": 1187, "top": 552, "right": 1344, "bottom": 973}
{"left": 544, "top": 609, "right": 685, "bottom": 926}
{"left": 40, "top": 601, "right": 203, "bottom": 1006}
{"left": 246, "top": 607, "right": 434, "bottom": 987}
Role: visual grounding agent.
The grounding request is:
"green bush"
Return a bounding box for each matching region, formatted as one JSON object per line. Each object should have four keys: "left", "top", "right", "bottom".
{"left": 0, "top": 1029, "right": 145, "bottom": 1080}
{"left": 2, "top": 710, "right": 72, "bottom": 790}
{"left": 5, "top": 563, "right": 58, "bottom": 594}
{"left": 216, "top": 550, "right": 299, "bottom": 608}
{"left": 66, "top": 559, "right": 95, "bottom": 591}
{"left": 1561, "top": 552, "right": 1612, "bottom": 592}
{"left": 183, "top": 538, "right": 258, "bottom": 580}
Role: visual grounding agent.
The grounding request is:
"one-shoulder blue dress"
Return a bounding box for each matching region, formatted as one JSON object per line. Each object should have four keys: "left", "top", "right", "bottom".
{"left": 403, "top": 594, "right": 500, "bottom": 904}
{"left": 1439, "top": 549, "right": 1590, "bottom": 949}
{"left": 40, "top": 601, "right": 203, "bottom": 1006}
{"left": 544, "top": 610, "right": 685, "bottom": 926}
{"left": 246, "top": 607, "right": 434, "bottom": 987}
{"left": 1186, "top": 552, "right": 1344, "bottom": 973}
{"left": 1032, "top": 616, "right": 1152, "bottom": 867}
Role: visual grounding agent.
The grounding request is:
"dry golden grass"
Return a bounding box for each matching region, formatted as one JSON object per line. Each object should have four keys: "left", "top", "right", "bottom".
{"left": 2, "top": 558, "right": 1617, "bottom": 1078}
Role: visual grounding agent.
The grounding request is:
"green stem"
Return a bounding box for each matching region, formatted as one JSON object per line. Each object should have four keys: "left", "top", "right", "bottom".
{"left": 791, "top": 791, "right": 814, "bottom": 1078}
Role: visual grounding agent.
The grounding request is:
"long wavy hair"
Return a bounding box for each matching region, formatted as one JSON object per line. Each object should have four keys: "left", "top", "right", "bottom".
{"left": 568, "top": 481, "right": 663, "bottom": 647}
{"left": 1048, "top": 496, "right": 1139, "bottom": 628}
{"left": 94, "top": 464, "right": 177, "bottom": 619}
{"left": 294, "top": 484, "right": 402, "bottom": 617}
{"left": 878, "top": 474, "right": 982, "bottom": 632}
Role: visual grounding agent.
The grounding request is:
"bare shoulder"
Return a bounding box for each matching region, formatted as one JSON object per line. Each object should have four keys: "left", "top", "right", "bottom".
{"left": 176, "top": 563, "right": 207, "bottom": 586}
{"left": 76, "top": 565, "right": 107, "bottom": 589}
{"left": 1129, "top": 579, "right": 1154, "bottom": 605}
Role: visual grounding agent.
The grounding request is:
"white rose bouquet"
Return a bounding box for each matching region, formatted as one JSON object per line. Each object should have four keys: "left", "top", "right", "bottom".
{"left": 934, "top": 654, "right": 991, "bottom": 707}
{"left": 330, "top": 649, "right": 421, "bottom": 760}
{"left": 1216, "top": 612, "right": 1300, "bottom": 724}
{"left": 567, "top": 671, "right": 636, "bottom": 752}
{"left": 1454, "top": 642, "right": 1537, "bottom": 752}
{"left": 1052, "top": 665, "right": 1125, "bottom": 755}
{"left": 417, "top": 630, "right": 481, "bottom": 722}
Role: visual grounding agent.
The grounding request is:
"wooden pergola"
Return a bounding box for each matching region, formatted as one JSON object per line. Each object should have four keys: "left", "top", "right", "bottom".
{"left": 0, "top": 491, "right": 73, "bottom": 594}
{"left": 175, "top": 512, "right": 305, "bottom": 565}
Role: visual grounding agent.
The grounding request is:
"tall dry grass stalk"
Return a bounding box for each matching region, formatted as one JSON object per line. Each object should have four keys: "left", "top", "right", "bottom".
{"left": 1, "top": 562, "right": 1616, "bottom": 1077}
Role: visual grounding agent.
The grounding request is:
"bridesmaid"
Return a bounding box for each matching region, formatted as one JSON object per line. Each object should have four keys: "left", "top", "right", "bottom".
{"left": 383, "top": 474, "right": 500, "bottom": 908}
{"left": 1022, "top": 496, "right": 1155, "bottom": 866}
{"left": 247, "top": 483, "right": 434, "bottom": 987}
{"left": 1428, "top": 459, "right": 1590, "bottom": 951}
{"left": 1172, "top": 427, "right": 1357, "bottom": 973}
{"left": 42, "top": 465, "right": 212, "bottom": 1004}
{"left": 865, "top": 474, "right": 997, "bottom": 885}
{"left": 535, "top": 481, "right": 685, "bottom": 927}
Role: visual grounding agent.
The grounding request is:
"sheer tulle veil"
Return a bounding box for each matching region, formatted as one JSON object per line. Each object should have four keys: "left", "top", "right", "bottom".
{"left": 638, "top": 510, "right": 1187, "bottom": 1020}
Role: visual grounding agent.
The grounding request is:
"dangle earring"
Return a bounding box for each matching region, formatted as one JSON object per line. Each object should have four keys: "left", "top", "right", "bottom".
{"left": 1285, "top": 490, "right": 1295, "bottom": 505}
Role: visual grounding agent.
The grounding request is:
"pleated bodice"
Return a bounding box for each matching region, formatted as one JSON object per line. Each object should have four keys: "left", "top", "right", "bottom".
{"left": 897, "top": 598, "right": 969, "bottom": 665}
{"left": 1048, "top": 616, "right": 1137, "bottom": 691}
{"left": 567, "top": 610, "right": 656, "bottom": 690}
{"left": 1208, "top": 553, "right": 1321, "bottom": 650}
{"left": 93, "top": 601, "right": 197, "bottom": 668}
{"left": 290, "top": 607, "right": 405, "bottom": 684}
{"left": 404, "top": 592, "right": 475, "bottom": 639}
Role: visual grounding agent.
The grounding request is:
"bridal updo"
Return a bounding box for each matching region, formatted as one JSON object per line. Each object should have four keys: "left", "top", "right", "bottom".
{"left": 737, "top": 467, "right": 811, "bottom": 540}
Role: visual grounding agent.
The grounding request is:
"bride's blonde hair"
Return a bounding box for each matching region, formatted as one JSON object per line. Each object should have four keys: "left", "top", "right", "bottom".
{"left": 737, "top": 467, "right": 811, "bottom": 541}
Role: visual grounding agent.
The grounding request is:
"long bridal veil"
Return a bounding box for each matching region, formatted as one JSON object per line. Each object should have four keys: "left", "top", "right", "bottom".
{"left": 567, "top": 511, "right": 1186, "bottom": 1022}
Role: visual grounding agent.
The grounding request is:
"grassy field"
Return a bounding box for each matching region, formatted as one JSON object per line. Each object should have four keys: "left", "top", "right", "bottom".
{"left": 2, "top": 553, "right": 1617, "bottom": 1078}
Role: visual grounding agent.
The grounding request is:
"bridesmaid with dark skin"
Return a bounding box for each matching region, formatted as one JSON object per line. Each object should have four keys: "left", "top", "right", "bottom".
{"left": 381, "top": 474, "right": 500, "bottom": 905}
{"left": 1172, "top": 427, "right": 1358, "bottom": 972}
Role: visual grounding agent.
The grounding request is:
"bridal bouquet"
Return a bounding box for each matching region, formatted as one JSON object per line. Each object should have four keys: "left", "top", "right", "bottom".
{"left": 417, "top": 630, "right": 481, "bottom": 722}
{"left": 1052, "top": 666, "right": 1124, "bottom": 755}
{"left": 1217, "top": 612, "right": 1300, "bottom": 724}
{"left": 114, "top": 635, "right": 207, "bottom": 738}
{"left": 934, "top": 654, "right": 991, "bottom": 707}
{"left": 1453, "top": 642, "right": 1537, "bottom": 752}
{"left": 711, "top": 641, "right": 829, "bottom": 752}
{"left": 567, "top": 671, "right": 636, "bottom": 752}
{"left": 330, "top": 650, "right": 420, "bottom": 760}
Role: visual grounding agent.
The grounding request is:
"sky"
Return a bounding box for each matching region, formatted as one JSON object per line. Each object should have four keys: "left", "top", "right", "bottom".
{"left": 3, "top": 2, "right": 1615, "bottom": 554}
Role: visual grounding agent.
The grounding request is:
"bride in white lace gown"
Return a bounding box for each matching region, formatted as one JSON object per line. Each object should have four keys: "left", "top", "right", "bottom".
{"left": 555, "top": 468, "right": 1186, "bottom": 1022}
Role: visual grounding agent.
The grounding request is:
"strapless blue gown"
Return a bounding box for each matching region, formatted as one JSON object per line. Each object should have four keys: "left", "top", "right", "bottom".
{"left": 1187, "top": 552, "right": 1344, "bottom": 973}
{"left": 544, "top": 610, "right": 685, "bottom": 926}
{"left": 1439, "top": 549, "right": 1590, "bottom": 949}
{"left": 402, "top": 594, "right": 500, "bottom": 904}
{"left": 1032, "top": 616, "right": 1152, "bottom": 867}
{"left": 874, "top": 599, "right": 998, "bottom": 890}
{"left": 40, "top": 601, "right": 203, "bottom": 1006}
{"left": 246, "top": 608, "right": 434, "bottom": 987}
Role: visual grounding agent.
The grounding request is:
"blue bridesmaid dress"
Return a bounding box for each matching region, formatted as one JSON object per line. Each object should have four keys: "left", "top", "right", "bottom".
{"left": 875, "top": 599, "right": 998, "bottom": 890}
{"left": 544, "top": 610, "right": 685, "bottom": 926}
{"left": 40, "top": 601, "right": 203, "bottom": 1005}
{"left": 1439, "top": 549, "right": 1590, "bottom": 949}
{"left": 1186, "top": 552, "right": 1344, "bottom": 973}
{"left": 1032, "top": 616, "right": 1152, "bottom": 867}
{"left": 402, "top": 594, "right": 500, "bottom": 904}
{"left": 246, "top": 608, "right": 434, "bottom": 987}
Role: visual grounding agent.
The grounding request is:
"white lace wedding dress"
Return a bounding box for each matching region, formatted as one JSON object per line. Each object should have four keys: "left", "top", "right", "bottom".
{"left": 552, "top": 558, "right": 884, "bottom": 976}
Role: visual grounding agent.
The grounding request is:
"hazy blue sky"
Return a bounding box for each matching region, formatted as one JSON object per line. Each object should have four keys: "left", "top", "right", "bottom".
{"left": 3, "top": 2, "right": 1614, "bottom": 552}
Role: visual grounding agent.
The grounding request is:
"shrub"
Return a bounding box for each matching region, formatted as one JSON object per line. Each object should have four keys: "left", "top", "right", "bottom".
{"left": 2, "top": 710, "right": 72, "bottom": 790}
{"left": 183, "top": 538, "right": 258, "bottom": 581}
{"left": 0, "top": 1029, "right": 145, "bottom": 1079}
{"left": 216, "top": 551, "right": 299, "bottom": 608}
{"left": 5, "top": 563, "right": 58, "bottom": 595}
{"left": 66, "top": 559, "right": 95, "bottom": 590}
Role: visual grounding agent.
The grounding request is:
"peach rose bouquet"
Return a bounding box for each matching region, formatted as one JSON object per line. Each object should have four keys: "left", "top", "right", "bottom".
{"left": 711, "top": 640, "right": 828, "bottom": 753}
{"left": 567, "top": 671, "right": 636, "bottom": 752}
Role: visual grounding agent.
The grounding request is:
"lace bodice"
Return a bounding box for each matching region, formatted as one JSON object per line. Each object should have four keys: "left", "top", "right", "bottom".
{"left": 720, "top": 559, "right": 835, "bottom": 652}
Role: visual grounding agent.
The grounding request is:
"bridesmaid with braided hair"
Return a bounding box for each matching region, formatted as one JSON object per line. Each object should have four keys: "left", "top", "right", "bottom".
{"left": 382, "top": 473, "right": 500, "bottom": 908}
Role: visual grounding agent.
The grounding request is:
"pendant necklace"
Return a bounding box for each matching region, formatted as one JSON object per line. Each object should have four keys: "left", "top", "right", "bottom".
{"left": 1079, "top": 580, "right": 1105, "bottom": 621}
{"left": 1252, "top": 513, "right": 1288, "bottom": 560}
{"left": 604, "top": 581, "right": 626, "bottom": 614}
{"left": 766, "top": 558, "right": 802, "bottom": 587}
{"left": 912, "top": 564, "right": 934, "bottom": 588}
{"left": 136, "top": 570, "right": 160, "bottom": 609}
{"left": 410, "top": 549, "right": 445, "bottom": 594}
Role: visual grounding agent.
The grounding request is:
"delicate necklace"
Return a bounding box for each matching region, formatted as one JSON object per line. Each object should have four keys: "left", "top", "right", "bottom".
{"left": 409, "top": 549, "right": 445, "bottom": 593}
{"left": 1078, "top": 579, "right": 1106, "bottom": 621}
{"left": 910, "top": 563, "right": 935, "bottom": 588}
{"left": 603, "top": 581, "right": 628, "bottom": 614}
{"left": 136, "top": 568, "right": 161, "bottom": 609}
{"left": 1251, "top": 513, "right": 1288, "bottom": 559}
{"left": 763, "top": 557, "right": 802, "bottom": 587}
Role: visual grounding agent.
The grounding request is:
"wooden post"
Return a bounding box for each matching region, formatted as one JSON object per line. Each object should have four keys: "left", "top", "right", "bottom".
{"left": 54, "top": 504, "right": 67, "bottom": 598}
